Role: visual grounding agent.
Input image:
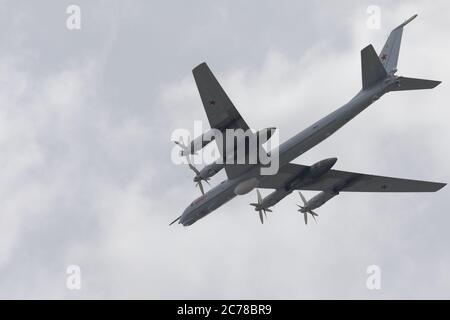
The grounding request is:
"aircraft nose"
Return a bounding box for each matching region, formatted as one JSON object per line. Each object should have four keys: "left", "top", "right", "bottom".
{"left": 178, "top": 206, "right": 192, "bottom": 226}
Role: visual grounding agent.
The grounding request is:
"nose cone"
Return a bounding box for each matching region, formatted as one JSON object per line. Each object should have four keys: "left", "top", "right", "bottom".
{"left": 178, "top": 207, "right": 190, "bottom": 226}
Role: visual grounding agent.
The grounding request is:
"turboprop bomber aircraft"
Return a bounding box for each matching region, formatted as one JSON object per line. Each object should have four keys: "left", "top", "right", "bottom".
{"left": 171, "top": 15, "right": 445, "bottom": 226}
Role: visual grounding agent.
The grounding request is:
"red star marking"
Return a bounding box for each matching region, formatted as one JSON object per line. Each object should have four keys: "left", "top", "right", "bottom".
{"left": 381, "top": 53, "right": 387, "bottom": 61}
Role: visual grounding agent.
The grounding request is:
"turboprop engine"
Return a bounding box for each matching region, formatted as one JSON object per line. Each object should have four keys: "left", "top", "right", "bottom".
{"left": 174, "top": 129, "right": 217, "bottom": 156}
{"left": 307, "top": 157, "right": 338, "bottom": 179}
{"left": 175, "top": 127, "right": 277, "bottom": 195}
{"left": 195, "top": 161, "right": 225, "bottom": 182}
{"left": 297, "top": 190, "right": 339, "bottom": 225}
{"left": 234, "top": 178, "right": 259, "bottom": 195}
{"left": 250, "top": 188, "right": 292, "bottom": 224}
{"left": 175, "top": 127, "right": 276, "bottom": 157}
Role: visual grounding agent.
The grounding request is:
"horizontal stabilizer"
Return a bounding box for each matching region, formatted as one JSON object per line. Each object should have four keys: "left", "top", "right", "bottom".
{"left": 390, "top": 76, "right": 441, "bottom": 91}
{"left": 361, "top": 44, "right": 387, "bottom": 89}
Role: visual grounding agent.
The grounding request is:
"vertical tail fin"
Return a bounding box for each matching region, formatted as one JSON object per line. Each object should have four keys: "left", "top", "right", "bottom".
{"left": 361, "top": 44, "right": 387, "bottom": 89}
{"left": 379, "top": 14, "right": 417, "bottom": 73}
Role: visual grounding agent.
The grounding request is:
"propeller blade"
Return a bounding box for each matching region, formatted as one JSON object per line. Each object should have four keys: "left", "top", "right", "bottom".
{"left": 182, "top": 153, "right": 208, "bottom": 195}
{"left": 256, "top": 189, "right": 262, "bottom": 203}
{"left": 174, "top": 140, "right": 184, "bottom": 148}
{"left": 187, "top": 162, "right": 200, "bottom": 175}
{"left": 196, "top": 181, "right": 205, "bottom": 195}
{"left": 174, "top": 138, "right": 190, "bottom": 155}
{"left": 297, "top": 193, "right": 319, "bottom": 225}
{"left": 182, "top": 152, "right": 196, "bottom": 171}
{"left": 252, "top": 190, "right": 270, "bottom": 224}
{"left": 298, "top": 191, "right": 307, "bottom": 205}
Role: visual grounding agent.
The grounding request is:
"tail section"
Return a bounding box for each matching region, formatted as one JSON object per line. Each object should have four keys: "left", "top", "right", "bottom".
{"left": 361, "top": 44, "right": 387, "bottom": 89}
{"left": 360, "top": 14, "right": 441, "bottom": 91}
{"left": 379, "top": 14, "right": 417, "bottom": 73}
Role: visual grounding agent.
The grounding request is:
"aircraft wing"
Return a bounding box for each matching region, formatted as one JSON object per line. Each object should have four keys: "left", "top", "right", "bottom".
{"left": 258, "top": 163, "right": 446, "bottom": 192}
{"left": 193, "top": 62, "right": 250, "bottom": 132}
{"left": 192, "top": 62, "right": 256, "bottom": 179}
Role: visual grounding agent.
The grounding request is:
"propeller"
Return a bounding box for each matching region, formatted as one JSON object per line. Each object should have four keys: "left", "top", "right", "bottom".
{"left": 174, "top": 137, "right": 196, "bottom": 156}
{"left": 174, "top": 138, "right": 209, "bottom": 195}
{"left": 250, "top": 189, "right": 272, "bottom": 224}
{"left": 185, "top": 156, "right": 210, "bottom": 195}
{"left": 297, "top": 191, "right": 319, "bottom": 225}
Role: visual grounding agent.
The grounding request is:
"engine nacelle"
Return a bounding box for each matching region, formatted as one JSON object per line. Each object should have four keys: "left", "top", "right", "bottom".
{"left": 183, "top": 127, "right": 276, "bottom": 157}
{"left": 196, "top": 161, "right": 225, "bottom": 181}
{"left": 182, "top": 129, "right": 217, "bottom": 156}
{"left": 308, "top": 158, "right": 338, "bottom": 179}
{"left": 287, "top": 158, "right": 337, "bottom": 190}
{"left": 304, "top": 190, "right": 339, "bottom": 211}
{"left": 260, "top": 188, "right": 292, "bottom": 209}
{"left": 234, "top": 178, "right": 259, "bottom": 195}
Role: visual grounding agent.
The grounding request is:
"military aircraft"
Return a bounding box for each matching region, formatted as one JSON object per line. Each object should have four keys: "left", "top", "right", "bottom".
{"left": 171, "top": 15, "right": 445, "bottom": 226}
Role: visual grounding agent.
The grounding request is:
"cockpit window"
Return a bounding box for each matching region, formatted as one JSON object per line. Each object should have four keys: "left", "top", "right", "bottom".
{"left": 191, "top": 194, "right": 207, "bottom": 206}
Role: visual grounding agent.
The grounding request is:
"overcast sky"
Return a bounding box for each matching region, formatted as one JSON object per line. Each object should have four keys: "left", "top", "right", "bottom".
{"left": 0, "top": 0, "right": 449, "bottom": 299}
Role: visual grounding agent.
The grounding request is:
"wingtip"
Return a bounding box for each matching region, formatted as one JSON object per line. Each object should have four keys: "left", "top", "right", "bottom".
{"left": 361, "top": 44, "right": 374, "bottom": 51}
{"left": 192, "top": 62, "right": 208, "bottom": 73}
{"left": 394, "top": 14, "right": 418, "bottom": 30}
{"left": 408, "top": 14, "right": 418, "bottom": 22}
{"left": 360, "top": 44, "right": 377, "bottom": 56}
{"left": 436, "top": 183, "right": 447, "bottom": 191}
{"left": 402, "top": 14, "right": 418, "bottom": 26}
{"left": 427, "top": 80, "right": 442, "bottom": 89}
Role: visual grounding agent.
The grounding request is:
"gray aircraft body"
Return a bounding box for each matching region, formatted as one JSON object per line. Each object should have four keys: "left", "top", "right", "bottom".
{"left": 171, "top": 15, "right": 445, "bottom": 226}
